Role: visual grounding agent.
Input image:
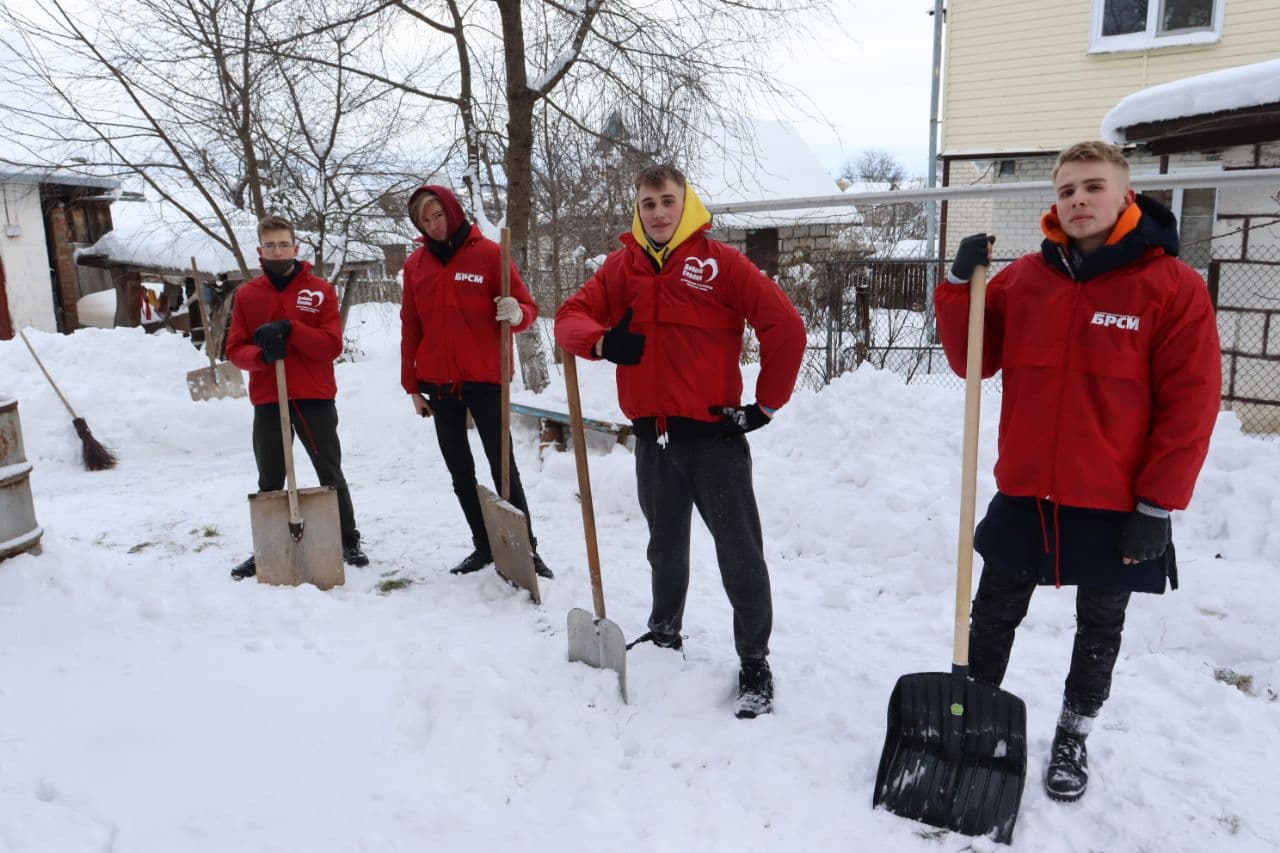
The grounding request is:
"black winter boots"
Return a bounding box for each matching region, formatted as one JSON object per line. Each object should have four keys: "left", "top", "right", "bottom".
{"left": 1045, "top": 726, "right": 1089, "bottom": 802}
{"left": 450, "top": 549, "right": 493, "bottom": 575}
{"left": 230, "top": 555, "right": 257, "bottom": 580}
{"left": 735, "top": 659, "right": 774, "bottom": 719}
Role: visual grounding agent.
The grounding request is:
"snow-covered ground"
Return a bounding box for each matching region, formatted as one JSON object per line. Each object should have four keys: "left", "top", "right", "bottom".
{"left": 1, "top": 304, "right": 1278, "bottom": 852}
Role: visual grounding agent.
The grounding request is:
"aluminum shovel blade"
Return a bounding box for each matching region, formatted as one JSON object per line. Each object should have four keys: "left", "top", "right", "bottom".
{"left": 567, "top": 607, "right": 627, "bottom": 703}
{"left": 187, "top": 361, "right": 247, "bottom": 401}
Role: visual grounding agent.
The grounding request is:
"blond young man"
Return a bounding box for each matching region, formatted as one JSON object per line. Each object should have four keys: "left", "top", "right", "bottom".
{"left": 938, "top": 141, "right": 1220, "bottom": 800}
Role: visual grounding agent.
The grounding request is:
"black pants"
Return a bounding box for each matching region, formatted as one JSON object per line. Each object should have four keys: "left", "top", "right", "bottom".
{"left": 422, "top": 382, "right": 534, "bottom": 554}
{"left": 635, "top": 432, "right": 772, "bottom": 661}
{"left": 969, "top": 565, "right": 1132, "bottom": 719}
{"left": 252, "top": 399, "right": 358, "bottom": 547}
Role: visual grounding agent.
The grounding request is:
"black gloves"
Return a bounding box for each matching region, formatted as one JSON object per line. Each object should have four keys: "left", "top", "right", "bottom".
{"left": 1121, "top": 501, "right": 1172, "bottom": 562}
{"left": 254, "top": 320, "right": 292, "bottom": 364}
{"left": 711, "top": 403, "right": 772, "bottom": 435}
{"left": 600, "top": 307, "right": 645, "bottom": 366}
{"left": 949, "top": 233, "right": 995, "bottom": 283}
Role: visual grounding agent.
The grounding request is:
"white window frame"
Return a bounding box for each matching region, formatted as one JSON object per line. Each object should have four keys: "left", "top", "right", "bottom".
{"left": 1089, "top": 0, "right": 1225, "bottom": 53}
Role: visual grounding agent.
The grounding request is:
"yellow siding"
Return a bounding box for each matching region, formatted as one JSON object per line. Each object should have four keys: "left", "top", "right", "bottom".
{"left": 942, "top": 0, "right": 1280, "bottom": 154}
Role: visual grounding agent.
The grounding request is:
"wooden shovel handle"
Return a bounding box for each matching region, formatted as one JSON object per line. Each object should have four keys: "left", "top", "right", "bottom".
{"left": 563, "top": 350, "right": 606, "bottom": 620}
{"left": 274, "top": 360, "right": 302, "bottom": 528}
{"left": 500, "top": 228, "right": 511, "bottom": 501}
{"left": 190, "top": 257, "right": 217, "bottom": 370}
{"left": 953, "top": 265, "right": 988, "bottom": 668}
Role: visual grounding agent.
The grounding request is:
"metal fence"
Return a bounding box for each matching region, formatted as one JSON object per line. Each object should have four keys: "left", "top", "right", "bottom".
{"left": 803, "top": 257, "right": 1017, "bottom": 391}
{"left": 1211, "top": 244, "right": 1280, "bottom": 433}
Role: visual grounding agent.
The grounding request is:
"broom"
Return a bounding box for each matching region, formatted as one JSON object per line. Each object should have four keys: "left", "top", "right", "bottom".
{"left": 18, "top": 329, "right": 118, "bottom": 471}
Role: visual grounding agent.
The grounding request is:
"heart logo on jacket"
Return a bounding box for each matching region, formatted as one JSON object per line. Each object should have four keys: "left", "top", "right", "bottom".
{"left": 296, "top": 289, "right": 325, "bottom": 313}
{"left": 681, "top": 257, "right": 719, "bottom": 292}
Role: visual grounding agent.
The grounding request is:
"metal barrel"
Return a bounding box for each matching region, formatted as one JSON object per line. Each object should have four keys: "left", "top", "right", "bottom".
{"left": 0, "top": 397, "right": 43, "bottom": 560}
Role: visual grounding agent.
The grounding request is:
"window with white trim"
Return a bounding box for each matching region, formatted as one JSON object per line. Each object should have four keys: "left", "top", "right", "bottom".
{"left": 1090, "top": 0, "right": 1224, "bottom": 53}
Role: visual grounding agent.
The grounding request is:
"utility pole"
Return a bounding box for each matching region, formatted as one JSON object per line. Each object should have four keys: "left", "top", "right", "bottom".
{"left": 925, "top": 0, "right": 945, "bottom": 340}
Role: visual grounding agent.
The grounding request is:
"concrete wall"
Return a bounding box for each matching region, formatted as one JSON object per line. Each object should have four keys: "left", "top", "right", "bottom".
{"left": 0, "top": 181, "right": 56, "bottom": 333}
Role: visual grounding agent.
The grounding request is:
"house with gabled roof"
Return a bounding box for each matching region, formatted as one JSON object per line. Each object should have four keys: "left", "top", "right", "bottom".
{"left": 938, "top": 0, "right": 1280, "bottom": 267}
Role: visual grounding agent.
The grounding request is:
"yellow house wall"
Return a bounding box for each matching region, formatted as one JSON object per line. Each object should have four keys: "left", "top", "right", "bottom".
{"left": 942, "top": 0, "right": 1280, "bottom": 155}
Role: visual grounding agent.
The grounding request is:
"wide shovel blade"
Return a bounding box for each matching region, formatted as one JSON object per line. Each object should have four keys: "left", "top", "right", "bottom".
{"left": 874, "top": 670, "right": 1026, "bottom": 844}
{"left": 187, "top": 361, "right": 246, "bottom": 401}
{"left": 477, "top": 483, "right": 540, "bottom": 604}
{"left": 249, "top": 485, "right": 344, "bottom": 590}
{"left": 566, "top": 607, "right": 627, "bottom": 702}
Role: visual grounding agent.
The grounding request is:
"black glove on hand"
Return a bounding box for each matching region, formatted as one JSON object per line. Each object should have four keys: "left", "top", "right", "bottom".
{"left": 949, "top": 233, "right": 995, "bottom": 283}
{"left": 1120, "top": 502, "right": 1172, "bottom": 562}
{"left": 253, "top": 320, "right": 292, "bottom": 364}
{"left": 711, "top": 403, "right": 771, "bottom": 435}
{"left": 600, "top": 307, "right": 645, "bottom": 366}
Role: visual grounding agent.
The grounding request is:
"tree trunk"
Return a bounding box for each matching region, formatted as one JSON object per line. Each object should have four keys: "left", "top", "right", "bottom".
{"left": 497, "top": 0, "right": 548, "bottom": 392}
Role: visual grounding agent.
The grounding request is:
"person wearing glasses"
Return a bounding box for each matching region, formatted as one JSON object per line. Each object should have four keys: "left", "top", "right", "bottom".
{"left": 400, "top": 184, "right": 553, "bottom": 579}
{"left": 224, "top": 214, "right": 370, "bottom": 579}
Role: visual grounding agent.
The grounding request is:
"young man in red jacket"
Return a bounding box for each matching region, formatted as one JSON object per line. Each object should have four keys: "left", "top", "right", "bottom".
{"left": 555, "top": 165, "right": 806, "bottom": 719}
{"left": 938, "top": 141, "right": 1220, "bottom": 801}
{"left": 225, "top": 215, "right": 369, "bottom": 578}
{"left": 400, "top": 184, "right": 552, "bottom": 579}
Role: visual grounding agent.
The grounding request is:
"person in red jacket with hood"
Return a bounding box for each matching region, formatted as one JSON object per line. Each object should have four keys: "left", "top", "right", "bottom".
{"left": 937, "top": 141, "right": 1221, "bottom": 803}
{"left": 555, "top": 164, "right": 806, "bottom": 720}
{"left": 224, "top": 215, "right": 370, "bottom": 579}
{"left": 400, "top": 184, "right": 552, "bottom": 579}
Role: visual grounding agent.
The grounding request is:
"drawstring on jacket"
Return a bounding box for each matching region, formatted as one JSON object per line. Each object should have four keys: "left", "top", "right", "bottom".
{"left": 1034, "top": 498, "right": 1065, "bottom": 588}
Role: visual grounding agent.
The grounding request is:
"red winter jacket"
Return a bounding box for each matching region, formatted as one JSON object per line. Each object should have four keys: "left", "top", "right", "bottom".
{"left": 555, "top": 215, "right": 806, "bottom": 423}
{"left": 936, "top": 196, "right": 1221, "bottom": 512}
{"left": 400, "top": 225, "right": 537, "bottom": 391}
{"left": 226, "top": 262, "right": 343, "bottom": 405}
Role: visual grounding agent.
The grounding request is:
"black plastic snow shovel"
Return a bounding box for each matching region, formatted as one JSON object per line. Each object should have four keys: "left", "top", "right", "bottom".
{"left": 562, "top": 350, "right": 627, "bottom": 702}
{"left": 873, "top": 265, "right": 1027, "bottom": 844}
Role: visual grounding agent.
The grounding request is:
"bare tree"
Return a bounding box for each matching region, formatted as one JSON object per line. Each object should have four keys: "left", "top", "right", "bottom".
{"left": 0, "top": 0, "right": 429, "bottom": 278}
{"left": 840, "top": 149, "right": 926, "bottom": 257}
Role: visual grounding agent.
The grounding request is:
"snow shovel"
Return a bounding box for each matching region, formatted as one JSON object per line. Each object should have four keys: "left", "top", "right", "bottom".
{"left": 563, "top": 351, "right": 627, "bottom": 702}
{"left": 248, "top": 360, "right": 344, "bottom": 590}
{"left": 186, "top": 257, "right": 246, "bottom": 401}
{"left": 476, "top": 228, "right": 540, "bottom": 604}
{"left": 873, "top": 265, "right": 1026, "bottom": 844}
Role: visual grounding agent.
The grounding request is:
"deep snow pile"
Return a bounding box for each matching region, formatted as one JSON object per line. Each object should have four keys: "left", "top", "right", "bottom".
{"left": 1, "top": 304, "right": 1278, "bottom": 852}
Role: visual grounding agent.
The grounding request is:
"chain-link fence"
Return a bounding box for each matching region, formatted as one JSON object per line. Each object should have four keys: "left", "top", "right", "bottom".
{"left": 800, "top": 256, "right": 1018, "bottom": 391}
{"left": 1211, "top": 243, "right": 1280, "bottom": 434}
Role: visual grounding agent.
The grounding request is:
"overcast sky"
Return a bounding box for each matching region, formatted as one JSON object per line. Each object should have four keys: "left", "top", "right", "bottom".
{"left": 760, "top": 0, "right": 939, "bottom": 181}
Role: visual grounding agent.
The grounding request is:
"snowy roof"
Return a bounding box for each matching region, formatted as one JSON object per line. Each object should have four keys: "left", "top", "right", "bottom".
{"left": 81, "top": 184, "right": 385, "bottom": 277}
{"left": 1102, "top": 59, "right": 1280, "bottom": 144}
{"left": 694, "top": 119, "right": 859, "bottom": 230}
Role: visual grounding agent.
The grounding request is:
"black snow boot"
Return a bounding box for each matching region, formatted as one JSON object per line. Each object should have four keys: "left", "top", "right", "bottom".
{"left": 230, "top": 555, "right": 256, "bottom": 580}
{"left": 1045, "top": 726, "right": 1089, "bottom": 802}
{"left": 450, "top": 549, "right": 493, "bottom": 575}
{"left": 531, "top": 552, "right": 554, "bottom": 579}
{"left": 625, "top": 630, "right": 683, "bottom": 652}
{"left": 735, "top": 659, "right": 774, "bottom": 719}
{"left": 343, "top": 535, "right": 370, "bottom": 567}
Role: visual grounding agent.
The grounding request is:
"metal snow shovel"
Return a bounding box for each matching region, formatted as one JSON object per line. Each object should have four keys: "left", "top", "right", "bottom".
{"left": 563, "top": 351, "right": 627, "bottom": 702}
{"left": 186, "top": 257, "right": 246, "bottom": 401}
{"left": 873, "top": 265, "right": 1026, "bottom": 844}
{"left": 248, "top": 360, "right": 344, "bottom": 590}
{"left": 476, "top": 227, "right": 540, "bottom": 603}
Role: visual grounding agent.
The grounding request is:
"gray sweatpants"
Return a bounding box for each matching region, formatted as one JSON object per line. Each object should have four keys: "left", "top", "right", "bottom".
{"left": 635, "top": 432, "right": 772, "bottom": 661}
